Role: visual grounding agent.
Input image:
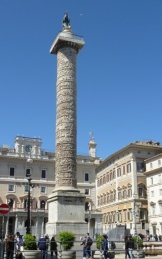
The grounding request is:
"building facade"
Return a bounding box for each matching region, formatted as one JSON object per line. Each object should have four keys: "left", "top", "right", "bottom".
{"left": 0, "top": 136, "right": 102, "bottom": 238}
{"left": 145, "top": 153, "right": 162, "bottom": 235}
{"left": 96, "top": 141, "right": 162, "bottom": 237}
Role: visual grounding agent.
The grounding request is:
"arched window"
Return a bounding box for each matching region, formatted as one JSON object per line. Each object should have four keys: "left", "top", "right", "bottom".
{"left": 85, "top": 202, "right": 89, "bottom": 211}
{"left": 24, "top": 199, "right": 28, "bottom": 208}
{"left": 7, "top": 199, "right": 14, "bottom": 209}
{"left": 123, "top": 190, "right": 127, "bottom": 199}
{"left": 40, "top": 200, "right": 45, "bottom": 209}
{"left": 104, "top": 194, "right": 106, "bottom": 204}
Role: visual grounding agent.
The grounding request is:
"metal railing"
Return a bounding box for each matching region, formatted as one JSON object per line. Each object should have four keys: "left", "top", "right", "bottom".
{"left": 1, "top": 238, "right": 162, "bottom": 259}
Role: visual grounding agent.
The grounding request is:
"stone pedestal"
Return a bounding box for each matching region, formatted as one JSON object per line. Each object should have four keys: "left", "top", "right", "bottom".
{"left": 46, "top": 191, "right": 87, "bottom": 238}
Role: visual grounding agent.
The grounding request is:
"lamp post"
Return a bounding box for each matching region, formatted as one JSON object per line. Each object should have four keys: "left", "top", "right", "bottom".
{"left": 26, "top": 157, "right": 33, "bottom": 234}
{"left": 132, "top": 193, "right": 137, "bottom": 236}
{"left": 88, "top": 210, "right": 91, "bottom": 234}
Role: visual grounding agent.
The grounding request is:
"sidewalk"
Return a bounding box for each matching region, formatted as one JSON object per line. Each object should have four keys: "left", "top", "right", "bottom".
{"left": 115, "top": 255, "right": 162, "bottom": 259}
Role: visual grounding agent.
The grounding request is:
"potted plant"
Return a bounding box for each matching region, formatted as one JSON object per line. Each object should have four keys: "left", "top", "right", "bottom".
{"left": 132, "top": 236, "right": 145, "bottom": 258}
{"left": 58, "top": 231, "right": 76, "bottom": 259}
{"left": 23, "top": 234, "right": 41, "bottom": 259}
{"left": 93, "top": 235, "right": 103, "bottom": 259}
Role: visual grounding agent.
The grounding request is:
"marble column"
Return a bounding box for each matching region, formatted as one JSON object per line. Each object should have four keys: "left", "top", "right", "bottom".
{"left": 46, "top": 16, "right": 87, "bottom": 238}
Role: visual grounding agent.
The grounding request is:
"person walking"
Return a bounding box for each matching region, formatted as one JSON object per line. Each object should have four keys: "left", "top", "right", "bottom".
{"left": 6, "top": 234, "right": 14, "bottom": 259}
{"left": 80, "top": 236, "right": 86, "bottom": 259}
{"left": 50, "top": 236, "right": 57, "bottom": 258}
{"left": 126, "top": 236, "right": 135, "bottom": 259}
{"left": 102, "top": 235, "right": 108, "bottom": 259}
{"left": 15, "top": 232, "right": 23, "bottom": 250}
{"left": 38, "top": 234, "right": 48, "bottom": 259}
{"left": 84, "top": 233, "right": 92, "bottom": 259}
{"left": 124, "top": 236, "right": 130, "bottom": 259}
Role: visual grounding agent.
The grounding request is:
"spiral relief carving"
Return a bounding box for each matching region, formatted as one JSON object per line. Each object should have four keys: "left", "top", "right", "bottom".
{"left": 55, "top": 47, "right": 77, "bottom": 189}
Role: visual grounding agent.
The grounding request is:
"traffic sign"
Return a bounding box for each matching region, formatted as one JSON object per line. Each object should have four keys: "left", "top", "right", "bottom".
{"left": 0, "top": 204, "right": 10, "bottom": 215}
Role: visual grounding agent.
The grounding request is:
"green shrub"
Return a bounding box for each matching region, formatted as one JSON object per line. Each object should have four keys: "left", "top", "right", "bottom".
{"left": 24, "top": 234, "right": 37, "bottom": 250}
{"left": 133, "top": 236, "right": 143, "bottom": 249}
{"left": 96, "top": 235, "right": 103, "bottom": 250}
{"left": 58, "top": 231, "right": 75, "bottom": 250}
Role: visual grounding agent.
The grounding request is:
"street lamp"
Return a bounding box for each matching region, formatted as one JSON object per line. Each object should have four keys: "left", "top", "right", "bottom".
{"left": 132, "top": 193, "right": 137, "bottom": 236}
{"left": 26, "top": 157, "right": 33, "bottom": 234}
{"left": 88, "top": 210, "right": 91, "bottom": 234}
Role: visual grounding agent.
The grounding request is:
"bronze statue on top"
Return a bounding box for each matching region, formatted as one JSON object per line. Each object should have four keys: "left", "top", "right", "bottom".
{"left": 62, "top": 12, "right": 71, "bottom": 29}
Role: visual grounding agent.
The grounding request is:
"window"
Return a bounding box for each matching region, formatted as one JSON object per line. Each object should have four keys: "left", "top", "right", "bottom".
{"left": 117, "top": 168, "right": 121, "bottom": 177}
{"left": 139, "top": 188, "right": 143, "bottom": 197}
{"left": 24, "top": 185, "right": 29, "bottom": 192}
{"left": 123, "top": 190, "right": 127, "bottom": 199}
{"left": 127, "top": 163, "right": 131, "bottom": 173}
{"left": 85, "top": 189, "right": 89, "bottom": 195}
{"left": 118, "top": 192, "right": 122, "bottom": 200}
{"left": 158, "top": 160, "right": 161, "bottom": 166}
{"left": 137, "top": 162, "right": 144, "bottom": 172}
{"left": 159, "top": 204, "right": 162, "bottom": 214}
{"left": 113, "top": 170, "right": 116, "bottom": 179}
{"left": 150, "top": 163, "right": 153, "bottom": 169}
{"left": 151, "top": 191, "right": 154, "bottom": 197}
{"left": 159, "top": 174, "right": 162, "bottom": 183}
{"left": 150, "top": 177, "right": 153, "bottom": 185}
{"left": 142, "top": 222, "right": 145, "bottom": 229}
{"left": 110, "top": 172, "right": 112, "bottom": 181}
{"left": 40, "top": 200, "right": 45, "bottom": 209}
{"left": 152, "top": 205, "right": 156, "bottom": 215}
{"left": 128, "top": 189, "right": 132, "bottom": 197}
{"left": 9, "top": 167, "right": 15, "bottom": 177}
{"left": 97, "top": 179, "right": 100, "bottom": 187}
{"left": 8, "top": 185, "right": 14, "bottom": 192}
{"left": 159, "top": 189, "right": 162, "bottom": 196}
{"left": 40, "top": 186, "right": 46, "bottom": 193}
{"left": 26, "top": 168, "right": 31, "bottom": 177}
{"left": 41, "top": 169, "right": 46, "bottom": 179}
{"left": 123, "top": 166, "right": 125, "bottom": 175}
{"left": 85, "top": 173, "right": 89, "bottom": 182}
{"left": 124, "top": 210, "right": 127, "bottom": 221}
{"left": 129, "top": 210, "right": 133, "bottom": 220}
{"left": 140, "top": 211, "right": 145, "bottom": 219}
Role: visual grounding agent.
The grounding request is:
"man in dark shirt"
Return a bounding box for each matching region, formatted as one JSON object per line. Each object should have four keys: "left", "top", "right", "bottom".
{"left": 38, "top": 235, "right": 47, "bottom": 259}
{"left": 126, "top": 236, "right": 135, "bottom": 259}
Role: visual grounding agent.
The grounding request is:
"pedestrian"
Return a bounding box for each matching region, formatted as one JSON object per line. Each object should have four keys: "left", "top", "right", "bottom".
{"left": 125, "top": 236, "right": 130, "bottom": 259}
{"left": 126, "top": 236, "right": 135, "bottom": 259}
{"left": 38, "top": 234, "right": 48, "bottom": 259}
{"left": 84, "top": 233, "right": 92, "bottom": 259}
{"left": 45, "top": 234, "right": 50, "bottom": 257}
{"left": 80, "top": 236, "right": 86, "bottom": 259}
{"left": 15, "top": 232, "right": 23, "bottom": 250}
{"left": 154, "top": 234, "right": 158, "bottom": 241}
{"left": 6, "top": 234, "right": 14, "bottom": 259}
{"left": 50, "top": 236, "right": 57, "bottom": 258}
{"left": 102, "top": 235, "right": 108, "bottom": 259}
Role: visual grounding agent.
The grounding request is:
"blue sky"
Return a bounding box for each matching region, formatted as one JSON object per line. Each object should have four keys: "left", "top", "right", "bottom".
{"left": 0, "top": 1, "right": 162, "bottom": 159}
